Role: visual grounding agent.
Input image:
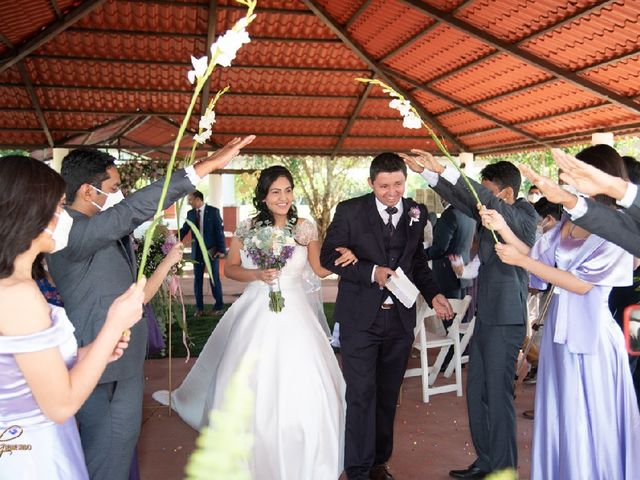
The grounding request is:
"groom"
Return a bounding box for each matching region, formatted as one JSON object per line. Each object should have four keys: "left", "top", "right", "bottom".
{"left": 321, "top": 152, "right": 453, "bottom": 480}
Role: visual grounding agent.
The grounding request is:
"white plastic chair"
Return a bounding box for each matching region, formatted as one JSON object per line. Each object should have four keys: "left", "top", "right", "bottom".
{"left": 404, "top": 295, "right": 471, "bottom": 403}
{"left": 444, "top": 315, "right": 475, "bottom": 378}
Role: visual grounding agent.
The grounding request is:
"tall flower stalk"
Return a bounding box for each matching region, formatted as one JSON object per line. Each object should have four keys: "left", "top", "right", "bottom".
{"left": 137, "top": 0, "right": 258, "bottom": 281}
{"left": 355, "top": 78, "right": 499, "bottom": 243}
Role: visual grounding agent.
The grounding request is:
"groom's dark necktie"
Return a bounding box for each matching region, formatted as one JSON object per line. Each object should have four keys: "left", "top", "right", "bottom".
{"left": 384, "top": 206, "right": 398, "bottom": 238}
{"left": 195, "top": 208, "right": 202, "bottom": 230}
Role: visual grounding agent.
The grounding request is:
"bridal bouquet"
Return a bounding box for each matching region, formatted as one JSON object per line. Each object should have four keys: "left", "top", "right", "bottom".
{"left": 242, "top": 222, "right": 296, "bottom": 313}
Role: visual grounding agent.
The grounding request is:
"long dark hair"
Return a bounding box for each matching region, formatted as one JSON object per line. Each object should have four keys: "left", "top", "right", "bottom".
{"left": 252, "top": 166, "right": 298, "bottom": 226}
{"left": 0, "top": 156, "right": 66, "bottom": 279}
{"left": 576, "top": 144, "right": 628, "bottom": 207}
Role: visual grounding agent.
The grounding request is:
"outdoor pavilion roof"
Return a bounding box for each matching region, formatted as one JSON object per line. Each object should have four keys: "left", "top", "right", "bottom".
{"left": 1, "top": 0, "right": 639, "bottom": 161}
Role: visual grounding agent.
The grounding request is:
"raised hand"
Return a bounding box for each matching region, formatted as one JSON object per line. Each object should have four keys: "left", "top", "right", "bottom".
{"left": 432, "top": 294, "right": 454, "bottom": 320}
{"left": 334, "top": 247, "right": 358, "bottom": 266}
{"left": 553, "top": 148, "right": 627, "bottom": 200}
{"left": 518, "top": 164, "right": 577, "bottom": 208}
{"left": 194, "top": 135, "right": 256, "bottom": 176}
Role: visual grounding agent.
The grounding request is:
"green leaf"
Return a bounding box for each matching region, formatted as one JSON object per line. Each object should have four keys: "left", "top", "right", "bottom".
{"left": 185, "top": 218, "right": 215, "bottom": 288}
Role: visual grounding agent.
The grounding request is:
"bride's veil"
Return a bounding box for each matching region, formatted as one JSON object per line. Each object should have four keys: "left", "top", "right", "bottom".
{"left": 302, "top": 261, "right": 331, "bottom": 339}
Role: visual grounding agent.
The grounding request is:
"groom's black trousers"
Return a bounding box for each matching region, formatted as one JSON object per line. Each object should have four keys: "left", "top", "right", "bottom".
{"left": 340, "top": 306, "right": 414, "bottom": 480}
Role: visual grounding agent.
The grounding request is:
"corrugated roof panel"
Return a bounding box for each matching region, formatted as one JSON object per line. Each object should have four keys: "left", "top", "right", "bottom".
{"left": 0, "top": 66, "right": 24, "bottom": 84}
{"left": 0, "top": 86, "right": 32, "bottom": 108}
{"left": 234, "top": 40, "right": 366, "bottom": 70}
{"left": 36, "top": 88, "right": 193, "bottom": 113}
{"left": 430, "top": 53, "right": 553, "bottom": 104}
{"left": 34, "top": 30, "right": 203, "bottom": 62}
{"left": 359, "top": 98, "right": 408, "bottom": 119}
{"left": 215, "top": 116, "right": 346, "bottom": 136}
{"left": 477, "top": 80, "right": 606, "bottom": 124}
{"left": 341, "top": 136, "right": 437, "bottom": 152}
{"left": 348, "top": 0, "right": 433, "bottom": 59}
{"left": 385, "top": 24, "right": 495, "bottom": 82}
{"left": 316, "top": 0, "right": 368, "bottom": 25}
{"left": 221, "top": 9, "right": 335, "bottom": 39}
{"left": 78, "top": 0, "right": 206, "bottom": 34}
{"left": 0, "top": 130, "right": 47, "bottom": 146}
{"left": 349, "top": 119, "right": 431, "bottom": 137}
{"left": 459, "top": 128, "right": 529, "bottom": 148}
{"left": 427, "top": 0, "right": 469, "bottom": 13}
{"left": 581, "top": 55, "right": 640, "bottom": 97}
{"left": 413, "top": 90, "right": 456, "bottom": 115}
{"left": 209, "top": 69, "right": 365, "bottom": 96}
{"left": 521, "top": 105, "right": 640, "bottom": 137}
{"left": 521, "top": 0, "right": 640, "bottom": 70}
{"left": 216, "top": 95, "right": 357, "bottom": 118}
{"left": 126, "top": 117, "right": 177, "bottom": 146}
{"left": 25, "top": 58, "right": 192, "bottom": 91}
{"left": 457, "top": 0, "right": 606, "bottom": 42}
{"left": 0, "top": 111, "right": 40, "bottom": 129}
{"left": 214, "top": 134, "right": 337, "bottom": 150}
{"left": 436, "top": 110, "right": 497, "bottom": 135}
{"left": 0, "top": 0, "right": 60, "bottom": 47}
{"left": 44, "top": 112, "right": 119, "bottom": 130}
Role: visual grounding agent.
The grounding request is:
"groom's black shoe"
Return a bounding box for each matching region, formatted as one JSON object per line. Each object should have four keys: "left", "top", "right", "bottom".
{"left": 449, "top": 464, "right": 489, "bottom": 479}
{"left": 369, "top": 464, "right": 394, "bottom": 480}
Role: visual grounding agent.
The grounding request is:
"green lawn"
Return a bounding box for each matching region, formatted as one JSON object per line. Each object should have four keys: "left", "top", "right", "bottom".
{"left": 150, "top": 303, "right": 336, "bottom": 358}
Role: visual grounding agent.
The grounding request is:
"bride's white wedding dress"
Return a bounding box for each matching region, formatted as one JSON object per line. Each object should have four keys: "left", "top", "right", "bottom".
{"left": 153, "top": 219, "right": 345, "bottom": 479}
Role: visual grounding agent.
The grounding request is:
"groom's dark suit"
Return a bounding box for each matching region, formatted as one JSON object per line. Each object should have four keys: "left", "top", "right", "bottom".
{"left": 321, "top": 193, "right": 441, "bottom": 479}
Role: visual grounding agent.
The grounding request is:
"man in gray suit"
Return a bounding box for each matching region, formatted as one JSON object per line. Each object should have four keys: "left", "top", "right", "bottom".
{"left": 47, "top": 137, "right": 253, "bottom": 480}
{"left": 403, "top": 151, "right": 537, "bottom": 479}
{"left": 425, "top": 199, "right": 476, "bottom": 299}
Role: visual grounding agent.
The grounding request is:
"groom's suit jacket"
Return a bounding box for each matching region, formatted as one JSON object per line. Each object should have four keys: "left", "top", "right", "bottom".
{"left": 47, "top": 170, "right": 194, "bottom": 383}
{"left": 321, "top": 193, "right": 440, "bottom": 333}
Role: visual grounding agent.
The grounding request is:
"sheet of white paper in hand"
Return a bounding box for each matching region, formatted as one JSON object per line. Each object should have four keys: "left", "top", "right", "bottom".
{"left": 385, "top": 267, "right": 420, "bottom": 308}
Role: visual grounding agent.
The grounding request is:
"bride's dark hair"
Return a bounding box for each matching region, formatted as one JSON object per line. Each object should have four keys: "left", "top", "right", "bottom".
{"left": 252, "top": 165, "right": 298, "bottom": 226}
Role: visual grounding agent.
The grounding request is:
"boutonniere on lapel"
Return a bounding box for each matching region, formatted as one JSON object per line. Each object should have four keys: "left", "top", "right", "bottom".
{"left": 408, "top": 206, "right": 421, "bottom": 226}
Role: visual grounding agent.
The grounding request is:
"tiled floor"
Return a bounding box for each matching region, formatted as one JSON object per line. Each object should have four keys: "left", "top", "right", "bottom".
{"left": 137, "top": 272, "right": 535, "bottom": 479}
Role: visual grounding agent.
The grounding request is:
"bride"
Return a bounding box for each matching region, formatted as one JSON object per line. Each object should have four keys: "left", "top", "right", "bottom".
{"left": 153, "top": 166, "right": 355, "bottom": 479}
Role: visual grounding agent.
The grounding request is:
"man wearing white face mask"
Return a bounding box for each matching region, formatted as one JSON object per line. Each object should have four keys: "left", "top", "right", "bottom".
{"left": 527, "top": 185, "right": 542, "bottom": 204}
{"left": 46, "top": 137, "right": 254, "bottom": 480}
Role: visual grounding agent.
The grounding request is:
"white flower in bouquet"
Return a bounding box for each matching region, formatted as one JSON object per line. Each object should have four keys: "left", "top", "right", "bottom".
{"left": 187, "top": 55, "right": 208, "bottom": 84}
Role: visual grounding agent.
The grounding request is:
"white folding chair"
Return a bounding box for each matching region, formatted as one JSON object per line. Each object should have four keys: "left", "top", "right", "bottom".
{"left": 404, "top": 295, "right": 471, "bottom": 403}
{"left": 444, "top": 315, "right": 475, "bottom": 378}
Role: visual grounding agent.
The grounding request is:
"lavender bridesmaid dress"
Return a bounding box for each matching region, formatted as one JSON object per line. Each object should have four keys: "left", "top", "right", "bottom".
{"left": 530, "top": 221, "right": 640, "bottom": 479}
{"left": 0, "top": 306, "right": 88, "bottom": 479}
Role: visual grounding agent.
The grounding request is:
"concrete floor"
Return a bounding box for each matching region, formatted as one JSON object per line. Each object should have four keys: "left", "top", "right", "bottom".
{"left": 137, "top": 270, "right": 536, "bottom": 479}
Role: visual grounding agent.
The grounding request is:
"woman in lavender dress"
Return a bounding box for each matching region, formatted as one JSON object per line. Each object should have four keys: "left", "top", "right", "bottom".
{"left": 0, "top": 156, "right": 144, "bottom": 479}
{"left": 480, "top": 146, "right": 640, "bottom": 479}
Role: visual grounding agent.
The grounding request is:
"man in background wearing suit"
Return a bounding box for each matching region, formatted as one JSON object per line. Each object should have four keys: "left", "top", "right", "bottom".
{"left": 46, "top": 137, "right": 253, "bottom": 480}
{"left": 403, "top": 151, "right": 537, "bottom": 479}
{"left": 425, "top": 198, "right": 475, "bottom": 299}
{"left": 179, "top": 190, "right": 226, "bottom": 316}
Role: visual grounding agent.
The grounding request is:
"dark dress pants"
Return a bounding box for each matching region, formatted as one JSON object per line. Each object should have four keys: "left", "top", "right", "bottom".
{"left": 466, "top": 322, "right": 525, "bottom": 472}
{"left": 193, "top": 256, "right": 223, "bottom": 311}
{"left": 340, "top": 307, "right": 414, "bottom": 480}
